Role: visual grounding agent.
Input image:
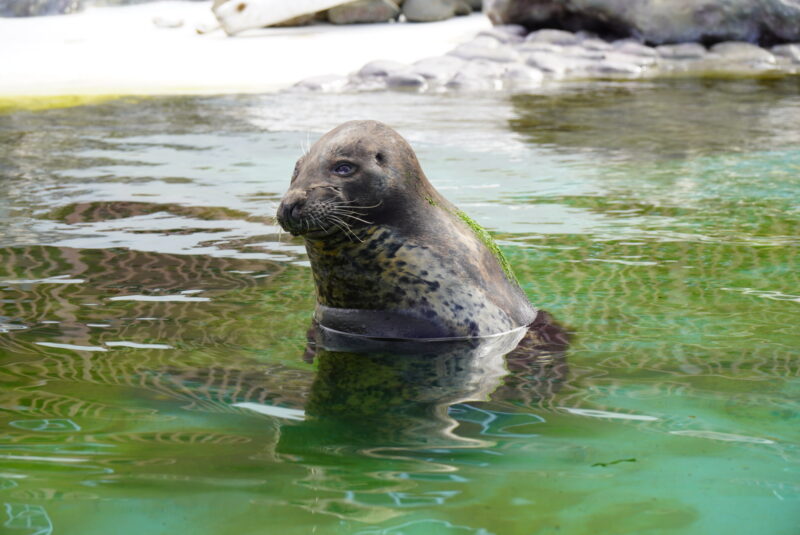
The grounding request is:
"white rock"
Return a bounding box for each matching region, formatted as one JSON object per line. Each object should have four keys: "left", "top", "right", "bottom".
{"left": 412, "top": 55, "right": 466, "bottom": 82}
{"left": 214, "top": 0, "right": 350, "bottom": 36}
{"left": 656, "top": 43, "right": 707, "bottom": 59}
{"left": 581, "top": 38, "right": 612, "bottom": 51}
{"left": 710, "top": 41, "right": 776, "bottom": 64}
{"left": 516, "top": 42, "right": 562, "bottom": 54}
{"left": 613, "top": 40, "right": 659, "bottom": 58}
{"left": 525, "top": 51, "right": 591, "bottom": 77}
{"left": 525, "top": 28, "right": 579, "bottom": 46}
{"left": 770, "top": 44, "right": 800, "bottom": 63}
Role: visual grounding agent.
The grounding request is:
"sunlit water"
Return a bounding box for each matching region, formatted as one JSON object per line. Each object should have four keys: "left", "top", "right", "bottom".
{"left": 1, "top": 78, "right": 799, "bottom": 535}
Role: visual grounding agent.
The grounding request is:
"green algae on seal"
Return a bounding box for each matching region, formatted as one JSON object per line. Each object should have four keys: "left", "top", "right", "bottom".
{"left": 276, "top": 120, "right": 536, "bottom": 339}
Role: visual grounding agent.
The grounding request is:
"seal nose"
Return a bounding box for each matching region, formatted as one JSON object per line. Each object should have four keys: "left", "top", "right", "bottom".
{"left": 277, "top": 194, "right": 306, "bottom": 232}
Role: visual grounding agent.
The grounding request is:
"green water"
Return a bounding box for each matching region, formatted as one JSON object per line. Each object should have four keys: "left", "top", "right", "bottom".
{"left": 1, "top": 78, "right": 798, "bottom": 535}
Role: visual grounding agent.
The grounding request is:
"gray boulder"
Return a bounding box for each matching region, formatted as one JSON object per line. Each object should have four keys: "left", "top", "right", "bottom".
{"left": 0, "top": 0, "right": 81, "bottom": 16}
{"left": 485, "top": 0, "right": 800, "bottom": 45}
{"left": 403, "top": 0, "right": 471, "bottom": 22}
{"left": 328, "top": 0, "right": 399, "bottom": 24}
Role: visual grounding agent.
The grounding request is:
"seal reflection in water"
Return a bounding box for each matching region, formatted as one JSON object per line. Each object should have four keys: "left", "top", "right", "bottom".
{"left": 277, "top": 120, "right": 537, "bottom": 340}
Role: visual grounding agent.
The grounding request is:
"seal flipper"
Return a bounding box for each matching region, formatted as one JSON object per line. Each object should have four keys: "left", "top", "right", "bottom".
{"left": 315, "top": 304, "right": 456, "bottom": 339}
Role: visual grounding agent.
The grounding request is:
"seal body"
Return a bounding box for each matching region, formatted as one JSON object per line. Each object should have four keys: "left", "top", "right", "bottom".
{"left": 277, "top": 120, "right": 536, "bottom": 339}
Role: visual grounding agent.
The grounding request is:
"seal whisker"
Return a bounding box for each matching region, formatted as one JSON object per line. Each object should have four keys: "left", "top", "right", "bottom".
{"left": 333, "top": 211, "right": 373, "bottom": 225}
{"left": 328, "top": 218, "right": 356, "bottom": 243}
{"left": 330, "top": 200, "right": 383, "bottom": 210}
{"left": 328, "top": 215, "right": 363, "bottom": 243}
{"left": 331, "top": 208, "right": 370, "bottom": 217}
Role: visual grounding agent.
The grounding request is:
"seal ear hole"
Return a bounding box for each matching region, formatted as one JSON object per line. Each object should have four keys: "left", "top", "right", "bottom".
{"left": 375, "top": 152, "right": 385, "bottom": 165}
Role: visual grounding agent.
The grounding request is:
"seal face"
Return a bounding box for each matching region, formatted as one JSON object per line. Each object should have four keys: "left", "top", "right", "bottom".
{"left": 276, "top": 120, "right": 536, "bottom": 339}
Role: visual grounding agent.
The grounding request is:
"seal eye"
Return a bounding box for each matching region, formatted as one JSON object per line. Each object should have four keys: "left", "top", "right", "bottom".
{"left": 332, "top": 162, "right": 357, "bottom": 177}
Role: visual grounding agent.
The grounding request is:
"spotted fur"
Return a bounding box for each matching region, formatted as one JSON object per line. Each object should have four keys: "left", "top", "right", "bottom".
{"left": 277, "top": 120, "right": 536, "bottom": 338}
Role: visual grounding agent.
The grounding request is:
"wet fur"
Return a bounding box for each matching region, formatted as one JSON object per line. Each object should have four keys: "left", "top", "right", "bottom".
{"left": 277, "top": 120, "right": 536, "bottom": 338}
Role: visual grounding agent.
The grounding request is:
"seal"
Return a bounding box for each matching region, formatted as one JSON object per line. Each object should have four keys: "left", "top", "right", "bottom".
{"left": 276, "top": 120, "right": 536, "bottom": 339}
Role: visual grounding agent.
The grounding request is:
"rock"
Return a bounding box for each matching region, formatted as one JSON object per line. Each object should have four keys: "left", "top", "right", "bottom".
{"left": 214, "top": 0, "right": 352, "bottom": 35}
{"left": 656, "top": 43, "right": 707, "bottom": 59}
{"left": 581, "top": 38, "right": 612, "bottom": 51}
{"left": 386, "top": 72, "right": 428, "bottom": 89}
{"left": 525, "top": 28, "right": 579, "bottom": 46}
{"left": 357, "top": 60, "right": 408, "bottom": 78}
{"left": 497, "top": 24, "right": 528, "bottom": 37}
{"left": 771, "top": 44, "right": 800, "bottom": 63}
{"left": 294, "top": 74, "right": 349, "bottom": 92}
{"left": 559, "top": 44, "right": 607, "bottom": 60}
{"left": 710, "top": 41, "right": 776, "bottom": 65}
{"left": 604, "top": 50, "right": 658, "bottom": 67}
{"left": 449, "top": 42, "right": 521, "bottom": 63}
{"left": 478, "top": 27, "right": 525, "bottom": 45}
{"left": 517, "top": 42, "right": 563, "bottom": 54}
{"left": 465, "top": 0, "right": 483, "bottom": 10}
{"left": 412, "top": 56, "right": 467, "bottom": 82}
{"left": 403, "top": 0, "right": 471, "bottom": 22}
{"left": 446, "top": 60, "right": 506, "bottom": 89}
{"left": 613, "top": 40, "right": 658, "bottom": 58}
{"left": 328, "top": 0, "right": 399, "bottom": 24}
{"left": 0, "top": 0, "right": 81, "bottom": 16}
{"left": 586, "top": 58, "right": 644, "bottom": 76}
{"left": 268, "top": 13, "right": 318, "bottom": 26}
{"left": 485, "top": 0, "right": 800, "bottom": 46}
{"left": 525, "top": 51, "right": 591, "bottom": 77}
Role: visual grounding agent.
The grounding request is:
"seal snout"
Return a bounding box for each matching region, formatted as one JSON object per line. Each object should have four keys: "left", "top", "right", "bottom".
{"left": 276, "top": 191, "right": 307, "bottom": 235}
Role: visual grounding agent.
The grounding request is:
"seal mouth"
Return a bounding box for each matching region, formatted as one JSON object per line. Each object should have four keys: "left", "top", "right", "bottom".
{"left": 302, "top": 226, "right": 340, "bottom": 239}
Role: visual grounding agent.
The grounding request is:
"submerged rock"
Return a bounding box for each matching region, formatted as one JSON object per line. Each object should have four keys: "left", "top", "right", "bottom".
{"left": 485, "top": 0, "right": 800, "bottom": 46}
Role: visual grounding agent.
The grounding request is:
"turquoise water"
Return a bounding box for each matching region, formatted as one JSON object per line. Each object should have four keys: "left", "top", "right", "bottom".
{"left": 0, "top": 78, "right": 799, "bottom": 534}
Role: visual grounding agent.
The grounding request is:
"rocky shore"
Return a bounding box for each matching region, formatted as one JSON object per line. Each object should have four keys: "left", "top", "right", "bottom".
{"left": 295, "top": 25, "right": 800, "bottom": 94}
{"left": 2, "top": 0, "right": 799, "bottom": 98}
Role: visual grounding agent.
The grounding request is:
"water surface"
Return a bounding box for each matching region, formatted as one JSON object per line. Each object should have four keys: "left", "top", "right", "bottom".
{"left": 1, "top": 79, "right": 799, "bottom": 534}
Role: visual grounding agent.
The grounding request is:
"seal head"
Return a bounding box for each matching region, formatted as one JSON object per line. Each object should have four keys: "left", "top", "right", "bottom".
{"left": 277, "top": 120, "right": 536, "bottom": 339}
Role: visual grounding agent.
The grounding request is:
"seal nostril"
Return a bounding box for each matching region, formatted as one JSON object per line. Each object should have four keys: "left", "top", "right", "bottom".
{"left": 290, "top": 203, "right": 302, "bottom": 221}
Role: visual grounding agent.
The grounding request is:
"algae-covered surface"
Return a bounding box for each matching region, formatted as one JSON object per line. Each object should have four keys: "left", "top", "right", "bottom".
{"left": 1, "top": 79, "right": 798, "bottom": 534}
